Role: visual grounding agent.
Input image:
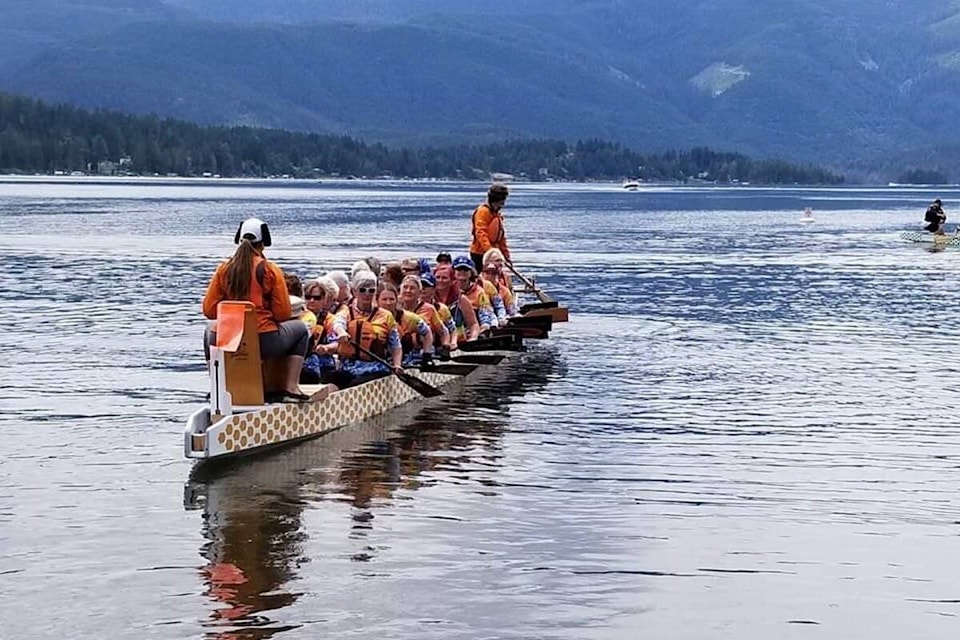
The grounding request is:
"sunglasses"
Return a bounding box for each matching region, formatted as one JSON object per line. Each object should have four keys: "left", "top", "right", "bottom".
{"left": 304, "top": 294, "right": 325, "bottom": 301}
{"left": 356, "top": 287, "right": 376, "bottom": 294}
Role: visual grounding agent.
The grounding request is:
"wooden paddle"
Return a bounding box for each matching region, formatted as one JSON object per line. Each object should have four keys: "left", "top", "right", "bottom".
{"left": 450, "top": 353, "right": 505, "bottom": 365}
{"left": 353, "top": 343, "right": 443, "bottom": 397}
{"left": 507, "top": 263, "right": 553, "bottom": 303}
{"left": 494, "top": 325, "right": 550, "bottom": 340}
{"left": 506, "top": 315, "right": 553, "bottom": 329}
{"left": 421, "top": 362, "right": 479, "bottom": 376}
{"left": 519, "top": 300, "right": 559, "bottom": 315}
{"left": 459, "top": 334, "right": 522, "bottom": 352}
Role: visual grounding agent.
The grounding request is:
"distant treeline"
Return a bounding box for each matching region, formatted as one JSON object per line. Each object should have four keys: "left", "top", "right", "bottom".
{"left": 0, "top": 92, "right": 844, "bottom": 184}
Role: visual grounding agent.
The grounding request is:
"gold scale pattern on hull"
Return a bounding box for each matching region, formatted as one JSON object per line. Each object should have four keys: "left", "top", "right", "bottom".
{"left": 204, "top": 370, "right": 457, "bottom": 457}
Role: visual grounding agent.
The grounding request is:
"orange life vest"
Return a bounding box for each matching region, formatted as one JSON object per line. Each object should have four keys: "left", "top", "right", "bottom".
{"left": 393, "top": 308, "right": 424, "bottom": 353}
{"left": 462, "top": 282, "right": 490, "bottom": 312}
{"left": 337, "top": 307, "right": 390, "bottom": 361}
{"left": 412, "top": 301, "right": 444, "bottom": 339}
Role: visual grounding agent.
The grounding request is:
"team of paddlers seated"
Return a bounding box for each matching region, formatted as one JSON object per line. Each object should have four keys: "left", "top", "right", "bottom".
{"left": 209, "top": 248, "right": 541, "bottom": 405}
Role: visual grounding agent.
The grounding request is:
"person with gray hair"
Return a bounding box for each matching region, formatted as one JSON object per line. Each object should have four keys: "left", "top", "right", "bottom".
{"left": 350, "top": 260, "right": 371, "bottom": 280}
{"left": 364, "top": 256, "right": 382, "bottom": 277}
{"left": 324, "top": 270, "right": 351, "bottom": 308}
{"left": 330, "top": 270, "right": 404, "bottom": 386}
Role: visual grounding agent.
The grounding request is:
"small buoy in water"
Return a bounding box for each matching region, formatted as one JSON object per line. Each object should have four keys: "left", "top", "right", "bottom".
{"left": 800, "top": 207, "right": 815, "bottom": 223}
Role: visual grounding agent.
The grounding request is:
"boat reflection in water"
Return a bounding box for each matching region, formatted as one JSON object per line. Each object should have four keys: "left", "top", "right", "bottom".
{"left": 185, "top": 347, "right": 563, "bottom": 637}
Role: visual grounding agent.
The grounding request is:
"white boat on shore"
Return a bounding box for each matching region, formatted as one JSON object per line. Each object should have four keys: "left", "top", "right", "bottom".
{"left": 622, "top": 179, "right": 640, "bottom": 191}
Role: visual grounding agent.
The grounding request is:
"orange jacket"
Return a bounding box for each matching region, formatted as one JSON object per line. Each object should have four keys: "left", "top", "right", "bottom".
{"left": 469, "top": 203, "right": 511, "bottom": 260}
{"left": 202, "top": 256, "right": 292, "bottom": 333}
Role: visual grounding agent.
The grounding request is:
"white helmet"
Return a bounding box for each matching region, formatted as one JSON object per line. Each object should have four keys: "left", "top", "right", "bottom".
{"left": 234, "top": 217, "right": 272, "bottom": 247}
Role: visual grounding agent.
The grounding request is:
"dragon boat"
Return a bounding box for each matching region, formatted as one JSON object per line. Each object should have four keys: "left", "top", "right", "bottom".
{"left": 183, "top": 298, "right": 567, "bottom": 461}
{"left": 900, "top": 230, "right": 960, "bottom": 247}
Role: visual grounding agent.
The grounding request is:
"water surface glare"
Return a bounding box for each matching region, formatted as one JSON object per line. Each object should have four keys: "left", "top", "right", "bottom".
{"left": 2, "top": 179, "right": 960, "bottom": 639}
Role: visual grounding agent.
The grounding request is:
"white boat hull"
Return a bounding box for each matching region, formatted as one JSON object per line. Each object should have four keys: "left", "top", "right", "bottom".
{"left": 184, "top": 356, "right": 506, "bottom": 460}
{"left": 900, "top": 231, "right": 960, "bottom": 247}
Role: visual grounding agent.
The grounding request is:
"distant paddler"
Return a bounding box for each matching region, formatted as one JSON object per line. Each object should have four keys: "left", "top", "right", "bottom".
{"left": 800, "top": 207, "right": 815, "bottom": 223}
{"left": 924, "top": 198, "right": 946, "bottom": 235}
{"left": 469, "top": 182, "right": 512, "bottom": 272}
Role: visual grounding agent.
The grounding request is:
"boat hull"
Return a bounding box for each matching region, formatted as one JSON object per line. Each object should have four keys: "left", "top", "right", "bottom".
{"left": 185, "top": 356, "right": 509, "bottom": 460}
{"left": 901, "top": 231, "right": 960, "bottom": 247}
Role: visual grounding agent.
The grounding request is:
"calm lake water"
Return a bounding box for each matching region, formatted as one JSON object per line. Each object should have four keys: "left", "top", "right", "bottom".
{"left": 2, "top": 178, "right": 960, "bottom": 639}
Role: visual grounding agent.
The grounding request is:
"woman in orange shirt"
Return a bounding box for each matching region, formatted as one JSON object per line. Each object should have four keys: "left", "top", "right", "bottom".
{"left": 469, "top": 182, "right": 511, "bottom": 270}
{"left": 202, "top": 218, "right": 311, "bottom": 403}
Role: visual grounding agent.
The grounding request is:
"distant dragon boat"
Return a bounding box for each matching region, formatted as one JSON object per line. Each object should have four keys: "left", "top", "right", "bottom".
{"left": 900, "top": 230, "right": 960, "bottom": 247}
{"left": 184, "top": 296, "right": 567, "bottom": 461}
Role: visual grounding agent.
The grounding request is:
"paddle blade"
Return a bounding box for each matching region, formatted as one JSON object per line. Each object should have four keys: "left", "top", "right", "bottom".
{"left": 450, "top": 353, "right": 505, "bottom": 365}
{"left": 506, "top": 315, "right": 553, "bottom": 329}
{"left": 460, "top": 334, "right": 523, "bottom": 352}
{"left": 397, "top": 370, "right": 443, "bottom": 397}
{"left": 423, "top": 363, "right": 478, "bottom": 376}
{"left": 494, "top": 326, "right": 549, "bottom": 340}
{"left": 519, "top": 301, "right": 559, "bottom": 314}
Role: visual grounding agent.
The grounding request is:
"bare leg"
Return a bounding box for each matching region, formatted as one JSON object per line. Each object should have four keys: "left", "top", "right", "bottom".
{"left": 285, "top": 355, "right": 305, "bottom": 394}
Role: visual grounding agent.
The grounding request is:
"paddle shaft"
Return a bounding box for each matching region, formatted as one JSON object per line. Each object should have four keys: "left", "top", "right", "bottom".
{"left": 507, "top": 263, "right": 553, "bottom": 303}
{"left": 352, "top": 343, "right": 443, "bottom": 397}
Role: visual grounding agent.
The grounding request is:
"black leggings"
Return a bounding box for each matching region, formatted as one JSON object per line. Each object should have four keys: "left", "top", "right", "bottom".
{"left": 470, "top": 252, "right": 486, "bottom": 273}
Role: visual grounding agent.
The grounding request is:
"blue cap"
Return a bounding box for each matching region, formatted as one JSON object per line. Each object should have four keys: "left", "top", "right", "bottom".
{"left": 419, "top": 272, "right": 436, "bottom": 287}
{"left": 452, "top": 255, "right": 476, "bottom": 272}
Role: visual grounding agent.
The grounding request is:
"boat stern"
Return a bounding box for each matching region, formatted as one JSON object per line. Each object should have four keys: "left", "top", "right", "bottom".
{"left": 184, "top": 406, "right": 213, "bottom": 458}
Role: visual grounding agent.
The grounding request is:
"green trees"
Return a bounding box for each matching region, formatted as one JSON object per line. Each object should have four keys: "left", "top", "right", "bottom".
{"left": 0, "top": 92, "right": 844, "bottom": 184}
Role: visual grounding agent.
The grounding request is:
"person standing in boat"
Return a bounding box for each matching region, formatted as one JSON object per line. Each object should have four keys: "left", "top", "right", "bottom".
{"left": 469, "top": 183, "right": 512, "bottom": 271}
{"left": 202, "top": 218, "right": 311, "bottom": 403}
{"left": 924, "top": 198, "right": 946, "bottom": 235}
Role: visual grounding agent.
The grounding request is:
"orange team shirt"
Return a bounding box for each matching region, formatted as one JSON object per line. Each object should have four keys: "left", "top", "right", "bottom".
{"left": 202, "top": 256, "right": 292, "bottom": 333}
{"left": 469, "top": 203, "right": 511, "bottom": 260}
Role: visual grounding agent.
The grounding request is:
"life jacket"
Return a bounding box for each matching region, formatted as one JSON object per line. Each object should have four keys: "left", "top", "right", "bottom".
{"left": 412, "top": 301, "right": 444, "bottom": 339}
{"left": 337, "top": 306, "right": 389, "bottom": 361}
{"left": 308, "top": 310, "right": 335, "bottom": 349}
{"left": 462, "top": 282, "right": 489, "bottom": 312}
{"left": 393, "top": 308, "right": 424, "bottom": 353}
{"left": 470, "top": 203, "right": 506, "bottom": 254}
{"left": 925, "top": 205, "right": 944, "bottom": 223}
{"left": 481, "top": 279, "right": 500, "bottom": 302}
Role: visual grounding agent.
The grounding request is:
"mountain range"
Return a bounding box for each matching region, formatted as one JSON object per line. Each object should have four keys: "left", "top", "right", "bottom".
{"left": 4, "top": 0, "right": 960, "bottom": 179}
